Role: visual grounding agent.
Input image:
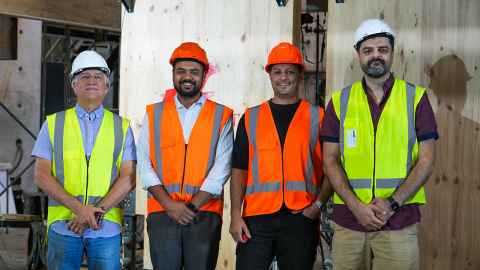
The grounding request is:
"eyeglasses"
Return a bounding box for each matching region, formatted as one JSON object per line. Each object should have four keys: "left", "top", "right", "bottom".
{"left": 77, "top": 73, "right": 106, "bottom": 84}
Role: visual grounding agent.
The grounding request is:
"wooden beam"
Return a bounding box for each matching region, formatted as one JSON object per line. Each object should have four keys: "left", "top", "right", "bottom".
{"left": 0, "top": 0, "right": 120, "bottom": 31}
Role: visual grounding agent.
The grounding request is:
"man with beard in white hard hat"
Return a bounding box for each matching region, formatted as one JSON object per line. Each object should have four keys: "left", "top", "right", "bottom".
{"left": 32, "top": 50, "right": 136, "bottom": 269}
{"left": 322, "top": 19, "right": 438, "bottom": 270}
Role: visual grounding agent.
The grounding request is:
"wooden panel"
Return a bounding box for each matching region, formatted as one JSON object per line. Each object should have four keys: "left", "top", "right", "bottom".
{"left": 326, "top": 1, "right": 480, "bottom": 269}
{"left": 0, "top": 0, "right": 120, "bottom": 31}
{"left": 120, "top": 1, "right": 298, "bottom": 268}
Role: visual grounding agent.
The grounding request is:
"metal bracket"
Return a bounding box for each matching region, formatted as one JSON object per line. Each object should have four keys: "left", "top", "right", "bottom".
{"left": 276, "top": 0, "right": 288, "bottom": 7}
{"left": 122, "top": 0, "right": 135, "bottom": 13}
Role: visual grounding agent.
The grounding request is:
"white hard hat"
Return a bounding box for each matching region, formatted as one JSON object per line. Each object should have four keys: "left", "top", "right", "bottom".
{"left": 354, "top": 19, "right": 395, "bottom": 49}
{"left": 70, "top": 50, "right": 110, "bottom": 77}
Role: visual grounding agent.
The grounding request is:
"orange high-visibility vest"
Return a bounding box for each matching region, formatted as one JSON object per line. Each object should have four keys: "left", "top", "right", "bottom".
{"left": 146, "top": 98, "right": 233, "bottom": 216}
{"left": 243, "top": 100, "right": 324, "bottom": 217}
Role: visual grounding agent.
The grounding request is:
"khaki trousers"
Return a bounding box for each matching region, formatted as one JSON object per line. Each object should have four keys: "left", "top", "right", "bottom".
{"left": 331, "top": 222, "right": 419, "bottom": 270}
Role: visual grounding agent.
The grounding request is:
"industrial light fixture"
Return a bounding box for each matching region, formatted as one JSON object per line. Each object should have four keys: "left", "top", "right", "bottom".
{"left": 122, "top": 0, "right": 135, "bottom": 13}
{"left": 276, "top": 0, "right": 288, "bottom": 7}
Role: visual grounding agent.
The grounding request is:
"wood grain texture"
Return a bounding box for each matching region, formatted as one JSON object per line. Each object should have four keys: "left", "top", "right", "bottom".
{"left": 326, "top": 1, "right": 480, "bottom": 269}
{"left": 119, "top": 1, "right": 298, "bottom": 268}
{"left": 0, "top": 0, "right": 120, "bottom": 31}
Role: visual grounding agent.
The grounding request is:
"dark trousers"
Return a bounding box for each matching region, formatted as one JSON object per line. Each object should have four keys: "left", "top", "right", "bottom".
{"left": 147, "top": 211, "right": 222, "bottom": 270}
{"left": 236, "top": 209, "right": 319, "bottom": 270}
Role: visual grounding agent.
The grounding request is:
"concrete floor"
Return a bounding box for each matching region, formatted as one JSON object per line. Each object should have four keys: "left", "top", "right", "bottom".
{"left": 0, "top": 227, "right": 30, "bottom": 270}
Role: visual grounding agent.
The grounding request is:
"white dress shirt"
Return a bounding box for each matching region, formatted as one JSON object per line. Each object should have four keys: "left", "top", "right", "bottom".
{"left": 137, "top": 95, "right": 233, "bottom": 195}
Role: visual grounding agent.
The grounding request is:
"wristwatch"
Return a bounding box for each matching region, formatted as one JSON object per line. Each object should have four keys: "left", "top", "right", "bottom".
{"left": 387, "top": 196, "right": 400, "bottom": 212}
{"left": 313, "top": 200, "right": 323, "bottom": 210}
{"left": 185, "top": 202, "right": 199, "bottom": 213}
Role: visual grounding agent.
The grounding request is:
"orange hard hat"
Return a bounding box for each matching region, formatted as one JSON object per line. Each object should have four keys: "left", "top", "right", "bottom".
{"left": 265, "top": 42, "right": 304, "bottom": 72}
{"left": 169, "top": 42, "right": 209, "bottom": 71}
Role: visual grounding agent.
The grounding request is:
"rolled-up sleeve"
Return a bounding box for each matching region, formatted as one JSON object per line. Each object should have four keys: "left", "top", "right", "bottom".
{"left": 136, "top": 114, "right": 162, "bottom": 190}
{"left": 200, "top": 117, "right": 234, "bottom": 195}
{"left": 31, "top": 121, "right": 53, "bottom": 160}
{"left": 121, "top": 127, "right": 137, "bottom": 162}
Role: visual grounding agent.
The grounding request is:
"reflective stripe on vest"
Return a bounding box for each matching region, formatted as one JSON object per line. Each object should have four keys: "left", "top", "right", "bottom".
{"left": 146, "top": 99, "right": 233, "bottom": 216}
{"left": 246, "top": 104, "right": 320, "bottom": 195}
{"left": 242, "top": 101, "right": 324, "bottom": 217}
{"left": 334, "top": 79, "right": 425, "bottom": 204}
{"left": 150, "top": 101, "right": 226, "bottom": 196}
{"left": 46, "top": 108, "right": 127, "bottom": 226}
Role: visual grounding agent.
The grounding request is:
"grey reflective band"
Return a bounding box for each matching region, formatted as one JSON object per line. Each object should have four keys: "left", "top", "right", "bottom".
{"left": 183, "top": 184, "right": 200, "bottom": 195}
{"left": 53, "top": 111, "right": 66, "bottom": 186}
{"left": 348, "top": 178, "right": 372, "bottom": 189}
{"left": 376, "top": 178, "right": 404, "bottom": 189}
{"left": 205, "top": 104, "right": 225, "bottom": 176}
{"left": 110, "top": 113, "right": 124, "bottom": 186}
{"left": 164, "top": 183, "right": 181, "bottom": 194}
{"left": 153, "top": 102, "right": 165, "bottom": 182}
{"left": 304, "top": 104, "right": 320, "bottom": 195}
{"left": 248, "top": 106, "right": 261, "bottom": 187}
{"left": 339, "top": 85, "right": 352, "bottom": 158}
{"left": 406, "top": 82, "right": 416, "bottom": 174}
{"left": 88, "top": 195, "right": 104, "bottom": 205}
{"left": 245, "top": 182, "right": 281, "bottom": 195}
{"left": 49, "top": 195, "right": 83, "bottom": 207}
{"left": 285, "top": 181, "right": 318, "bottom": 194}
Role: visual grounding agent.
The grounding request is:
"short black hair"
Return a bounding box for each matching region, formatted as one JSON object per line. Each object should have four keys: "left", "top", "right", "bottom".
{"left": 355, "top": 33, "right": 395, "bottom": 51}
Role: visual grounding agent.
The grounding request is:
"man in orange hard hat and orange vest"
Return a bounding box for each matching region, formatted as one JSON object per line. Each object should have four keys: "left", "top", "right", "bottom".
{"left": 229, "top": 42, "right": 333, "bottom": 269}
{"left": 136, "top": 42, "right": 234, "bottom": 270}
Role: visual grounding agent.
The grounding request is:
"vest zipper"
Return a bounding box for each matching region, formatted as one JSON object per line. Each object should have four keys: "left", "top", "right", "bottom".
{"left": 84, "top": 156, "right": 90, "bottom": 205}
{"left": 180, "top": 144, "right": 187, "bottom": 195}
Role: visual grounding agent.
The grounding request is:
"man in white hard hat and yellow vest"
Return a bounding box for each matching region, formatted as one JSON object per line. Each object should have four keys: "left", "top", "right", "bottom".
{"left": 32, "top": 50, "right": 136, "bottom": 270}
{"left": 322, "top": 19, "right": 438, "bottom": 270}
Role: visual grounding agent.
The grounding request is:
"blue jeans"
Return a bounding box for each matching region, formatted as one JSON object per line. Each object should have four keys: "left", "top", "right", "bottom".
{"left": 47, "top": 228, "right": 121, "bottom": 270}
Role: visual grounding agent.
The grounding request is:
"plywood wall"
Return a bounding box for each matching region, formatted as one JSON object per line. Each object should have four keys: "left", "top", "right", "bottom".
{"left": 326, "top": 1, "right": 480, "bottom": 269}
{"left": 119, "top": 1, "right": 298, "bottom": 268}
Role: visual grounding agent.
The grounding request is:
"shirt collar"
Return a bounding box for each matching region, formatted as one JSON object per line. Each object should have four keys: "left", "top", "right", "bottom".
{"left": 174, "top": 94, "right": 206, "bottom": 110}
{"left": 361, "top": 73, "right": 395, "bottom": 94}
{"left": 75, "top": 104, "right": 104, "bottom": 120}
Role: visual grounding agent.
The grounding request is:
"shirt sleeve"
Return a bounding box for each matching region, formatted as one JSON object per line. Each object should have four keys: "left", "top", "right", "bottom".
{"left": 121, "top": 126, "right": 137, "bottom": 162}
{"left": 136, "top": 114, "right": 162, "bottom": 190}
{"left": 31, "top": 120, "right": 53, "bottom": 160}
{"left": 415, "top": 94, "right": 439, "bottom": 141}
{"left": 320, "top": 100, "right": 340, "bottom": 143}
{"left": 232, "top": 114, "right": 249, "bottom": 170}
{"left": 200, "top": 117, "right": 234, "bottom": 195}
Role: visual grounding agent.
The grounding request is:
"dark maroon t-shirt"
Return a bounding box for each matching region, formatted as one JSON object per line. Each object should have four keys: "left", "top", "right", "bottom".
{"left": 321, "top": 74, "right": 439, "bottom": 232}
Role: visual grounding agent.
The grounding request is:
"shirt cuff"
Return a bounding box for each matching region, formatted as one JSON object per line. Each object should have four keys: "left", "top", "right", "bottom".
{"left": 139, "top": 171, "right": 162, "bottom": 190}
{"left": 200, "top": 179, "right": 223, "bottom": 196}
{"left": 417, "top": 132, "right": 439, "bottom": 142}
{"left": 320, "top": 135, "right": 339, "bottom": 143}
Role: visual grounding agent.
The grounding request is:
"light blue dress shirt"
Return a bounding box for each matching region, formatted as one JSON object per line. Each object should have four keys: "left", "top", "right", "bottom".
{"left": 137, "top": 95, "right": 233, "bottom": 195}
{"left": 31, "top": 104, "right": 136, "bottom": 238}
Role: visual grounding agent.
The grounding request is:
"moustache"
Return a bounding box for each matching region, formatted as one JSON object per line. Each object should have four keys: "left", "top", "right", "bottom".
{"left": 368, "top": 58, "right": 386, "bottom": 66}
{"left": 180, "top": 80, "right": 196, "bottom": 85}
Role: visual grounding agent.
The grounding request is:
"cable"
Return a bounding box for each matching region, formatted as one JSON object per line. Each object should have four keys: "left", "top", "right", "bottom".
{"left": 8, "top": 139, "right": 23, "bottom": 175}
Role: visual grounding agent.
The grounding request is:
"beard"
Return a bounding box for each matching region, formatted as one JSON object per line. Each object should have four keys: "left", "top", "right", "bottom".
{"left": 174, "top": 79, "right": 201, "bottom": 98}
{"left": 361, "top": 58, "right": 390, "bottom": 78}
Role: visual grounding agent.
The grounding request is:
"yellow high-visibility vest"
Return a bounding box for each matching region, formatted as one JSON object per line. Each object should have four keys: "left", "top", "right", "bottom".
{"left": 331, "top": 79, "right": 426, "bottom": 204}
{"left": 46, "top": 107, "right": 129, "bottom": 227}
